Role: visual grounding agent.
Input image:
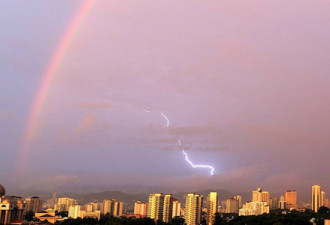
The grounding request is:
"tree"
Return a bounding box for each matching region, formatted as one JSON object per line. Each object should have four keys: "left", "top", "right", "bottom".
{"left": 213, "top": 213, "right": 226, "bottom": 225}
{"left": 318, "top": 206, "right": 330, "bottom": 214}
{"left": 24, "top": 211, "right": 35, "bottom": 221}
{"left": 57, "top": 211, "right": 69, "bottom": 218}
{"left": 172, "top": 216, "right": 184, "bottom": 225}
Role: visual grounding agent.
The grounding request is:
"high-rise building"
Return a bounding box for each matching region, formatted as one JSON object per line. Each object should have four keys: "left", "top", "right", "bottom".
{"left": 321, "top": 191, "right": 326, "bottom": 207}
{"left": 55, "top": 197, "right": 77, "bottom": 212}
{"left": 85, "top": 203, "right": 94, "bottom": 212}
{"left": 163, "top": 194, "right": 173, "bottom": 222}
{"left": 118, "top": 202, "right": 124, "bottom": 217}
{"left": 91, "top": 202, "right": 101, "bottom": 211}
{"left": 206, "top": 192, "right": 218, "bottom": 225}
{"left": 285, "top": 190, "right": 297, "bottom": 210}
{"left": 220, "top": 200, "right": 227, "bottom": 213}
{"left": 113, "top": 201, "right": 123, "bottom": 217}
{"left": 234, "top": 195, "right": 242, "bottom": 209}
{"left": 102, "top": 199, "right": 123, "bottom": 216}
{"left": 225, "top": 197, "right": 239, "bottom": 214}
{"left": 270, "top": 198, "right": 279, "bottom": 210}
{"left": 172, "top": 199, "right": 181, "bottom": 218}
{"left": 25, "top": 196, "right": 42, "bottom": 213}
{"left": 134, "top": 201, "right": 148, "bottom": 217}
{"left": 148, "top": 193, "right": 164, "bottom": 221}
{"left": 324, "top": 198, "right": 330, "bottom": 208}
{"left": 252, "top": 188, "right": 270, "bottom": 205}
{"left": 239, "top": 188, "right": 271, "bottom": 216}
{"left": 103, "top": 200, "right": 113, "bottom": 215}
{"left": 312, "top": 185, "right": 322, "bottom": 212}
{"left": 252, "top": 188, "right": 265, "bottom": 202}
{"left": 43, "top": 192, "right": 57, "bottom": 209}
{"left": 68, "top": 205, "right": 81, "bottom": 219}
{"left": 279, "top": 195, "right": 286, "bottom": 210}
{"left": 184, "top": 193, "right": 203, "bottom": 225}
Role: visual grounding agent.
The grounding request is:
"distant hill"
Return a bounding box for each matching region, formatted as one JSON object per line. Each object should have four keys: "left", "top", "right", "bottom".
{"left": 75, "top": 188, "right": 251, "bottom": 206}
{"left": 77, "top": 191, "right": 149, "bottom": 205}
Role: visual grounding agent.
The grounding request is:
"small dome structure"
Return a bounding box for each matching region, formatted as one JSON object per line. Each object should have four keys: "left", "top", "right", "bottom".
{"left": 0, "top": 185, "right": 5, "bottom": 197}
{"left": 2, "top": 199, "right": 9, "bottom": 204}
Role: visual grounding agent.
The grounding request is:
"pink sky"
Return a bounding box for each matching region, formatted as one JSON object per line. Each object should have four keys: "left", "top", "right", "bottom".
{"left": 1, "top": 0, "right": 329, "bottom": 198}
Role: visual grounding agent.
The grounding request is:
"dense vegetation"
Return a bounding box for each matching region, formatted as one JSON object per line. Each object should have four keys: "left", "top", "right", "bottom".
{"left": 214, "top": 207, "right": 330, "bottom": 225}
{"left": 60, "top": 215, "right": 184, "bottom": 225}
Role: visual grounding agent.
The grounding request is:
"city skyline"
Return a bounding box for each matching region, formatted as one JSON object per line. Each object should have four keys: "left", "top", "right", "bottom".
{"left": 1, "top": 0, "right": 330, "bottom": 198}
{"left": 1, "top": 182, "right": 330, "bottom": 224}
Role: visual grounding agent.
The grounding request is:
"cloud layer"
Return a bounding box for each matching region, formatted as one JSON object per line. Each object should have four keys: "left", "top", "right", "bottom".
{"left": 1, "top": 0, "right": 330, "bottom": 198}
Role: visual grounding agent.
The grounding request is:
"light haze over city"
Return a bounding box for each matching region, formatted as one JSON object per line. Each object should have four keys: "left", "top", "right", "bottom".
{"left": 1, "top": 0, "right": 330, "bottom": 201}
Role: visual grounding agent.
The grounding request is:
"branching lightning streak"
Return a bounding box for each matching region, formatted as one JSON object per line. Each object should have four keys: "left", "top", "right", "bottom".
{"left": 182, "top": 148, "right": 215, "bottom": 176}
{"left": 178, "top": 138, "right": 214, "bottom": 175}
{"left": 160, "top": 112, "right": 170, "bottom": 128}
{"left": 144, "top": 110, "right": 215, "bottom": 176}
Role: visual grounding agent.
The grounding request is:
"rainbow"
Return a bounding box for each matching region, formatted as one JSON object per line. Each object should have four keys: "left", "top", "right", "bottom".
{"left": 16, "top": 0, "right": 95, "bottom": 174}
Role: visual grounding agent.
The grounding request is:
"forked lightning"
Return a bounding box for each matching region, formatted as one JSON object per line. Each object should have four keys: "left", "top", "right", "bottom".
{"left": 144, "top": 110, "right": 215, "bottom": 176}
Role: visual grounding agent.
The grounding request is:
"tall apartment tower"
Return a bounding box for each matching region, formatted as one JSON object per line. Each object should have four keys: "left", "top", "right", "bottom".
{"left": 270, "top": 197, "right": 279, "bottom": 209}
{"left": 285, "top": 190, "right": 298, "bottom": 210}
{"left": 102, "top": 199, "right": 123, "bottom": 216}
{"left": 113, "top": 201, "right": 123, "bottom": 216}
{"left": 252, "top": 188, "right": 264, "bottom": 202}
{"left": 185, "top": 193, "right": 203, "bottom": 225}
{"left": 55, "top": 197, "right": 77, "bottom": 212}
{"left": 234, "top": 195, "right": 242, "bottom": 209}
{"left": 103, "top": 200, "right": 112, "bottom": 215}
{"left": 25, "top": 197, "right": 42, "bottom": 213}
{"left": 312, "top": 185, "right": 322, "bottom": 212}
{"left": 163, "top": 194, "right": 173, "bottom": 222}
{"left": 134, "top": 201, "right": 148, "bottom": 216}
{"left": 279, "top": 195, "right": 286, "bottom": 209}
{"left": 206, "top": 192, "right": 218, "bottom": 225}
{"left": 148, "top": 193, "right": 164, "bottom": 221}
{"left": 172, "top": 199, "right": 181, "bottom": 218}
{"left": 225, "top": 197, "right": 239, "bottom": 213}
{"left": 252, "top": 188, "right": 270, "bottom": 205}
{"left": 321, "top": 191, "right": 326, "bottom": 207}
{"left": 68, "top": 205, "right": 81, "bottom": 219}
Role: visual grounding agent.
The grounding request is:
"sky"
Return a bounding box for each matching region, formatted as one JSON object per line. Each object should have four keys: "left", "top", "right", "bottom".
{"left": 1, "top": 0, "right": 330, "bottom": 199}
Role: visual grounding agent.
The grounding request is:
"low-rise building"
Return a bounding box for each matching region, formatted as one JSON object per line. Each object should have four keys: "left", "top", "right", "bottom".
{"left": 239, "top": 201, "right": 269, "bottom": 216}
{"left": 35, "top": 210, "right": 57, "bottom": 224}
{"left": 80, "top": 210, "right": 101, "bottom": 220}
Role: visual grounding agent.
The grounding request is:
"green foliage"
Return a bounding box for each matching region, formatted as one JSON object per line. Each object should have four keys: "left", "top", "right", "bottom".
{"left": 171, "top": 216, "right": 184, "bottom": 225}
{"left": 24, "top": 211, "right": 35, "bottom": 221}
{"left": 318, "top": 206, "right": 330, "bottom": 214}
{"left": 213, "top": 213, "right": 226, "bottom": 225}
{"left": 57, "top": 211, "right": 69, "bottom": 218}
{"left": 213, "top": 209, "right": 330, "bottom": 225}
{"left": 58, "top": 209, "right": 330, "bottom": 225}
{"left": 61, "top": 216, "right": 165, "bottom": 225}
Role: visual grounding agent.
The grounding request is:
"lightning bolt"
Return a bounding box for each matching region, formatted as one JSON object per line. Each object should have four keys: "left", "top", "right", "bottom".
{"left": 144, "top": 110, "right": 215, "bottom": 176}
{"left": 178, "top": 139, "right": 214, "bottom": 176}
{"left": 182, "top": 148, "right": 215, "bottom": 176}
{"left": 160, "top": 112, "right": 170, "bottom": 128}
